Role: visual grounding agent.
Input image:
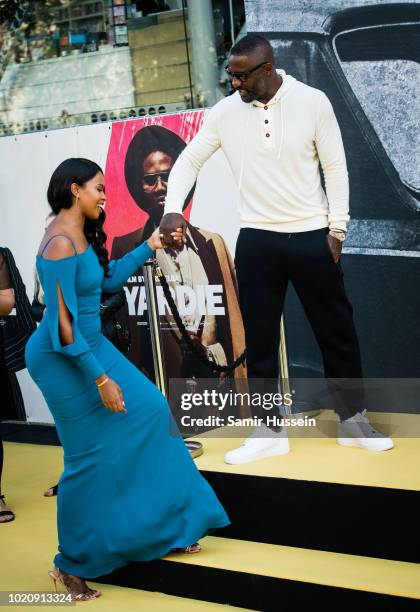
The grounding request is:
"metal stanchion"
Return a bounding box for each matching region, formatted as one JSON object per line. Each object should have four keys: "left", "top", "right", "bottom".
{"left": 143, "top": 257, "right": 203, "bottom": 459}
{"left": 279, "top": 315, "right": 291, "bottom": 403}
{"left": 143, "top": 259, "right": 167, "bottom": 396}
{"left": 278, "top": 315, "right": 320, "bottom": 419}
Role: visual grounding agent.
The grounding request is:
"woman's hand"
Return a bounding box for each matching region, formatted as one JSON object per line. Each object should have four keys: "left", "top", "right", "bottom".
{"left": 95, "top": 375, "right": 126, "bottom": 413}
{"left": 147, "top": 226, "right": 185, "bottom": 251}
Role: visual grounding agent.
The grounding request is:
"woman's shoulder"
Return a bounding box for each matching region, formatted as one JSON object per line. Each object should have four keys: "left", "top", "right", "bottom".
{"left": 37, "top": 232, "right": 85, "bottom": 261}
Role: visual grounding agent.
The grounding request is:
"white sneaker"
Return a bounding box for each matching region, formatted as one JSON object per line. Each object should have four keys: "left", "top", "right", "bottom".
{"left": 224, "top": 425, "right": 290, "bottom": 465}
{"left": 337, "top": 410, "right": 394, "bottom": 452}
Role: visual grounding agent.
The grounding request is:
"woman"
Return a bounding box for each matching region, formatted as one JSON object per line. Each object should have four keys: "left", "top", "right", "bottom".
{"left": 0, "top": 249, "right": 16, "bottom": 522}
{"left": 25, "top": 158, "right": 229, "bottom": 600}
{"left": 36, "top": 213, "right": 131, "bottom": 502}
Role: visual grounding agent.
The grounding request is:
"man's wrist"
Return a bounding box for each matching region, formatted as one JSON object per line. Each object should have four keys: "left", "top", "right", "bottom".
{"left": 329, "top": 229, "right": 346, "bottom": 242}
{"left": 163, "top": 208, "right": 183, "bottom": 217}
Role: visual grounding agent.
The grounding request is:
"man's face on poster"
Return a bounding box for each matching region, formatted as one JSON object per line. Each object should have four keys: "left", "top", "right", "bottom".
{"left": 140, "top": 151, "right": 173, "bottom": 221}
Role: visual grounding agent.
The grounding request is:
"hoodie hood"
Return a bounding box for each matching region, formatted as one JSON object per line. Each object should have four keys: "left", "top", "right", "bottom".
{"left": 251, "top": 69, "right": 296, "bottom": 107}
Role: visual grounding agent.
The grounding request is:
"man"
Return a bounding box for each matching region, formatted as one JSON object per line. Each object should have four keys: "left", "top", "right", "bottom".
{"left": 111, "top": 125, "right": 246, "bottom": 390}
{"left": 160, "top": 34, "right": 394, "bottom": 464}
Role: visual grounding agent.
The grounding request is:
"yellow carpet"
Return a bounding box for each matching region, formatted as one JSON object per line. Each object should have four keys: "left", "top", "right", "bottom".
{"left": 1, "top": 442, "right": 250, "bottom": 611}
{"left": 3, "top": 441, "right": 420, "bottom": 605}
{"left": 192, "top": 411, "right": 420, "bottom": 491}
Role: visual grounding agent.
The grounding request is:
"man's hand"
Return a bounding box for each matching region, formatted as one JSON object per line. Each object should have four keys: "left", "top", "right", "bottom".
{"left": 326, "top": 234, "right": 343, "bottom": 264}
{"left": 159, "top": 213, "right": 187, "bottom": 249}
{"left": 147, "top": 227, "right": 184, "bottom": 250}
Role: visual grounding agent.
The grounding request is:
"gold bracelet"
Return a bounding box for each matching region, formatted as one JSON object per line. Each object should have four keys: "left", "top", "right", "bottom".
{"left": 96, "top": 377, "right": 109, "bottom": 388}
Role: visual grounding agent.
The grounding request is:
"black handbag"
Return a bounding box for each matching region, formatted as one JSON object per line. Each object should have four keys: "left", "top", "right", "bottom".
{"left": 102, "top": 317, "right": 131, "bottom": 354}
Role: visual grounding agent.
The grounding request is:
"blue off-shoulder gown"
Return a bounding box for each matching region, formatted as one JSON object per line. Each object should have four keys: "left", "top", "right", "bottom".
{"left": 25, "top": 241, "right": 229, "bottom": 579}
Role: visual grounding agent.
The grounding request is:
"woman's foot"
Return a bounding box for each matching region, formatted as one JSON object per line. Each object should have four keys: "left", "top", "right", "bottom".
{"left": 171, "top": 542, "right": 202, "bottom": 554}
{"left": 44, "top": 484, "right": 58, "bottom": 497}
{"left": 48, "top": 568, "right": 101, "bottom": 601}
{"left": 0, "top": 495, "right": 15, "bottom": 523}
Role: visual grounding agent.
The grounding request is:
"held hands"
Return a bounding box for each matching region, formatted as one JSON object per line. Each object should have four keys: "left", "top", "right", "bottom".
{"left": 147, "top": 225, "right": 186, "bottom": 251}
{"left": 158, "top": 213, "right": 187, "bottom": 249}
{"left": 95, "top": 375, "right": 126, "bottom": 413}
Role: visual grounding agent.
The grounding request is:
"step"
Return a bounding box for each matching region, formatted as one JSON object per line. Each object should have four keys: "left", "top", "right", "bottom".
{"left": 97, "top": 535, "right": 420, "bottom": 611}
{"left": 189, "top": 417, "right": 420, "bottom": 563}
{"left": 4, "top": 420, "right": 420, "bottom": 563}
{"left": 193, "top": 413, "right": 420, "bottom": 490}
{"left": 4, "top": 439, "right": 420, "bottom": 609}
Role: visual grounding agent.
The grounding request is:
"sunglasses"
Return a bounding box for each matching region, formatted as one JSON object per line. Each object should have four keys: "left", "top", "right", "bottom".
{"left": 225, "top": 61, "right": 268, "bottom": 83}
{"left": 142, "top": 171, "right": 170, "bottom": 187}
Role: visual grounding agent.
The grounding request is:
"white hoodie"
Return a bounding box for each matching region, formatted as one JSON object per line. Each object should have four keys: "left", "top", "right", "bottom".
{"left": 165, "top": 70, "right": 349, "bottom": 233}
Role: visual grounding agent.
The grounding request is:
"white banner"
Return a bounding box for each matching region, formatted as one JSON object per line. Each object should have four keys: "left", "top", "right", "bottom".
{"left": 0, "top": 113, "right": 242, "bottom": 423}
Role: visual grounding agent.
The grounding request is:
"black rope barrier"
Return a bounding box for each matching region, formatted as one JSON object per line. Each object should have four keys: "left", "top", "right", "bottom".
{"left": 155, "top": 264, "right": 247, "bottom": 373}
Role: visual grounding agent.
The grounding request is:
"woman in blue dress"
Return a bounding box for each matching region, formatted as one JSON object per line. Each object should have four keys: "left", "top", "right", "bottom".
{"left": 25, "top": 158, "right": 229, "bottom": 601}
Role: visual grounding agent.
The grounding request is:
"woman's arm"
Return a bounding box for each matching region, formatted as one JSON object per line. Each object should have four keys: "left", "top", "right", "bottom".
{"left": 41, "top": 236, "right": 105, "bottom": 380}
{"left": 43, "top": 237, "right": 76, "bottom": 348}
{"left": 101, "top": 241, "right": 154, "bottom": 294}
{"left": 56, "top": 283, "right": 74, "bottom": 346}
{"left": 102, "top": 227, "right": 183, "bottom": 293}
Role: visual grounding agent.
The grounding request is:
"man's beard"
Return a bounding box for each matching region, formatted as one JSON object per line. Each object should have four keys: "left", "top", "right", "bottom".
{"left": 237, "top": 89, "right": 256, "bottom": 103}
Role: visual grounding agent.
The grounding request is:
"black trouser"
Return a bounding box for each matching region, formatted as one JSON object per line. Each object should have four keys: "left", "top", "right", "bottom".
{"left": 235, "top": 227, "right": 363, "bottom": 423}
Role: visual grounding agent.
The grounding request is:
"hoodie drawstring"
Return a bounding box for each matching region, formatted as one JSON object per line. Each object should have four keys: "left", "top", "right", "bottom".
{"left": 277, "top": 102, "right": 284, "bottom": 160}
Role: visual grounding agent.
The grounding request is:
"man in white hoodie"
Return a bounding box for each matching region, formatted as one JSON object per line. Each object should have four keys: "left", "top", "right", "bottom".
{"left": 161, "top": 34, "right": 393, "bottom": 463}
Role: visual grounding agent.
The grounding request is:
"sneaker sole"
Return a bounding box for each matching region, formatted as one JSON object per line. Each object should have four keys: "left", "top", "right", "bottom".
{"left": 224, "top": 444, "right": 290, "bottom": 465}
{"left": 337, "top": 437, "right": 394, "bottom": 452}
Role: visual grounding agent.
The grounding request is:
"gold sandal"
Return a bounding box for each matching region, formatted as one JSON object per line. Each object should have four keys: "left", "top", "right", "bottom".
{"left": 0, "top": 495, "right": 15, "bottom": 523}
{"left": 48, "top": 568, "right": 101, "bottom": 601}
{"left": 171, "top": 542, "right": 202, "bottom": 553}
{"left": 43, "top": 484, "right": 58, "bottom": 497}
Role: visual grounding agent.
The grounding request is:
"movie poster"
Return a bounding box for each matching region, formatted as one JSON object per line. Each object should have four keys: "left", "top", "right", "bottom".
{"left": 103, "top": 112, "right": 247, "bottom": 391}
